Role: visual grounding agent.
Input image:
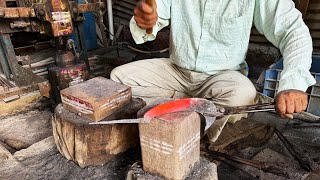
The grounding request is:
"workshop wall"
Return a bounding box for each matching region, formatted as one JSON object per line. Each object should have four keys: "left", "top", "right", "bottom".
{"left": 251, "top": 0, "right": 320, "bottom": 53}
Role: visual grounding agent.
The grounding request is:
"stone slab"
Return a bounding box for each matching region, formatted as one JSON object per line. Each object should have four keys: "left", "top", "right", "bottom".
{"left": 0, "top": 110, "right": 52, "bottom": 150}
{"left": 0, "top": 91, "right": 43, "bottom": 116}
{"left": 0, "top": 141, "right": 14, "bottom": 164}
{"left": 244, "top": 148, "right": 307, "bottom": 179}
{"left": 0, "top": 136, "right": 141, "bottom": 180}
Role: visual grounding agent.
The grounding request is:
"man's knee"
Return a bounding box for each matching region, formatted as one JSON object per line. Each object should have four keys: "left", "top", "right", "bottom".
{"left": 225, "top": 83, "right": 257, "bottom": 106}
{"left": 110, "top": 64, "right": 135, "bottom": 85}
{"left": 110, "top": 66, "right": 122, "bottom": 83}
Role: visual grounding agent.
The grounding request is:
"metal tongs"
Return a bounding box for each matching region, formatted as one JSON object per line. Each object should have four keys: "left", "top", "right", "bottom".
{"left": 205, "top": 102, "right": 275, "bottom": 116}
{"left": 90, "top": 98, "right": 276, "bottom": 131}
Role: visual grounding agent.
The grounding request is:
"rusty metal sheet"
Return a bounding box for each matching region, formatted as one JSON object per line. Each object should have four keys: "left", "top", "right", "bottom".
{"left": 0, "top": 19, "right": 41, "bottom": 33}
{"left": 0, "top": 7, "right": 35, "bottom": 18}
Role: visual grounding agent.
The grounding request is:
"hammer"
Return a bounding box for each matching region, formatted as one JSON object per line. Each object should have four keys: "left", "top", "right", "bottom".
{"left": 146, "top": 0, "right": 154, "bottom": 34}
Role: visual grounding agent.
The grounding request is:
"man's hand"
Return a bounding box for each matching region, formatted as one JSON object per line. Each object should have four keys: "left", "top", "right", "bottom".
{"left": 134, "top": 0, "right": 157, "bottom": 30}
{"left": 275, "top": 89, "right": 308, "bottom": 119}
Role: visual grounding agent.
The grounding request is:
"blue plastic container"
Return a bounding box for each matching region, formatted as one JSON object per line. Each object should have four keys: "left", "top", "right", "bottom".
{"left": 82, "top": 12, "right": 97, "bottom": 50}
{"left": 263, "top": 55, "right": 320, "bottom": 116}
{"left": 71, "top": 0, "right": 97, "bottom": 50}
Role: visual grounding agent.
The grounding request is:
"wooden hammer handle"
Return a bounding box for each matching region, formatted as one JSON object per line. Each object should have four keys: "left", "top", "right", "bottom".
{"left": 146, "top": 0, "right": 154, "bottom": 34}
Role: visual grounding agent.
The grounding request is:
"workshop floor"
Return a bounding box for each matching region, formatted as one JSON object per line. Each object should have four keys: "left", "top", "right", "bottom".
{"left": 0, "top": 104, "right": 319, "bottom": 180}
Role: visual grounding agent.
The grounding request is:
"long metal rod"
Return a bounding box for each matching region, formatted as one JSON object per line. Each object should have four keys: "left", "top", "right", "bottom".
{"left": 145, "top": 0, "right": 154, "bottom": 34}
{"left": 89, "top": 118, "right": 149, "bottom": 125}
{"left": 106, "top": 0, "right": 114, "bottom": 40}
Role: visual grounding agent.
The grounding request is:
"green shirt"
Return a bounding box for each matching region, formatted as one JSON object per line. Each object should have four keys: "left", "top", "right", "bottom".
{"left": 130, "top": 0, "right": 316, "bottom": 92}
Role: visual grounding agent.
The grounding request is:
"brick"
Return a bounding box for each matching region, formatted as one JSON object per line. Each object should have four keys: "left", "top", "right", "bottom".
{"left": 60, "top": 77, "right": 132, "bottom": 122}
{"left": 52, "top": 104, "right": 139, "bottom": 168}
{"left": 139, "top": 112, "right": 201, "bottom": 180}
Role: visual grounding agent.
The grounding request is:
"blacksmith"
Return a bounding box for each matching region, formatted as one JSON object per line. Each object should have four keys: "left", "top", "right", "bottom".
{"left": 111, "top": 0, "right": 316, "bottom": 142}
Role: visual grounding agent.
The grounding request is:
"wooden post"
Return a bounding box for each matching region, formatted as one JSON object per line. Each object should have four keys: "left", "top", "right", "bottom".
{"left": 146, "top": 0, "right": 154, "bottom": 34}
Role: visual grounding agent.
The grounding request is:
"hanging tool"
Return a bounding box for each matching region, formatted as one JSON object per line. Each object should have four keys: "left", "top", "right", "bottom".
{"left": 89, "top": 98, "right": 276, "bottom": 131}
{"left": 145, "top": 0, "right": 154, "bottom": 34}
{"left": 274, "top": 129, "right": 313, "bottom": 172}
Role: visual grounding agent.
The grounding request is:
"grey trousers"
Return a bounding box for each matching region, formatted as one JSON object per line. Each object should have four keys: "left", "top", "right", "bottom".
{"left": 111, "top": 58, "right": 257, "bottom": 142}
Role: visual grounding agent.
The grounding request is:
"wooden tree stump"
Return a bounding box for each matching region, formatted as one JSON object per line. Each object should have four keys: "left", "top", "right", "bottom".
{"left": 52, "top": 99, "right": 145, "bottom": 168}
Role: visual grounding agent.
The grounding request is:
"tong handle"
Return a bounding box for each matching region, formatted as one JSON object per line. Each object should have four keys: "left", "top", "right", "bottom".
{"left": 223, "top": 102, "right": 275, "bottom": 115}
{"left": 146, "top": 0, "right": 154, "bottom": 34}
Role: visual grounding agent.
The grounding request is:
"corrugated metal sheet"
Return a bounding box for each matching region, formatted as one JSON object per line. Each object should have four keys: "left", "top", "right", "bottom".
{"left": 112, "top": 0, "right": 320, "bottom": 52}
{"left": 113, "top": 0, "right": 136, "bottom": 23}
{"left": 307, "top": 0, "right": 320, "bottom": 52}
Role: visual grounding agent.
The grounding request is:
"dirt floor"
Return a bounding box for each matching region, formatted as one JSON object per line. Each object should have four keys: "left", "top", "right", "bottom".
{"left": 0, "top": 103, "right": 320, "bottom": 180}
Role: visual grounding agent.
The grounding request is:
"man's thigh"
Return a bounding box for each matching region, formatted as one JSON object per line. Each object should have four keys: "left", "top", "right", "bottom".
{"left": 194, "top": 71, "right": 257, "bottom": 106}
{"left": 111, "top": 58, "right": 189, "bottom": 101}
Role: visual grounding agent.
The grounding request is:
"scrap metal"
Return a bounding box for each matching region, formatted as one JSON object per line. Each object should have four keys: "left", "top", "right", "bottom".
{"left": 0, "top": 7, "right": 35, "bottom": 18}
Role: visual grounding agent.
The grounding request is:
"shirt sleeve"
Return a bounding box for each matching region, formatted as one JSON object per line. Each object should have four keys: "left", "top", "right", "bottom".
{"left": 253, "top": 0, "right": 316, "bottom": 92}
{"left": 130, "top": 0, "right": 171, "bottom": 44}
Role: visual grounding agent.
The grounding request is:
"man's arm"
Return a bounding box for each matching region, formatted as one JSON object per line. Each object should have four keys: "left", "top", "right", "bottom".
{"left": 130, "top": 0, "right": 171, "bottom": 44}
{"left": 253, "top": 0, "right": 316, "bottom": 118}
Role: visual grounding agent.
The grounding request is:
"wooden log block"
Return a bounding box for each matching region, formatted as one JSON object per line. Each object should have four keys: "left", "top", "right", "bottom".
{"left": 60, "top": 77, "right": 132, "bottom": 122}
{"left": 139, "top": 112, "right": 201, "bottom": 180}
{"left": 52, "top": 99, "right": 144, "bottom": 168}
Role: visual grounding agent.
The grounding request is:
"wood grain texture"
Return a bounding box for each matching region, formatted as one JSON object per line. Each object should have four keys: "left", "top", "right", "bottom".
{"left": 60, "top": 77, "right": 132, "bottom": 122}
{"left": 139, "top": 112, "right": 201, "bottom": 180}
{"left": 52, "top": 104, "right": 139, "bottom": 168}
{"left": 145, "top": 0, "right": 154, "bottom": 34}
